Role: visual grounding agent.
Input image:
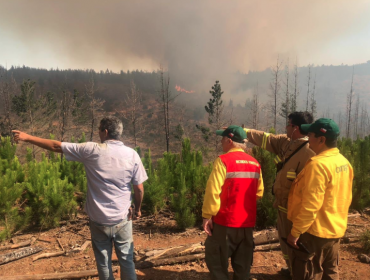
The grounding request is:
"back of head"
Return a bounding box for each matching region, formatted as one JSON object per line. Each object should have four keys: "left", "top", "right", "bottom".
{"left": 288, "top": 111, "right": 313, "bottom": 135}
{"left": 100, "top": 116, "right": 123, "bottom": 140}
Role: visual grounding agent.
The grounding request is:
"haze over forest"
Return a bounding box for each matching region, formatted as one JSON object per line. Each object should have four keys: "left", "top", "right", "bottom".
{"left": 1, "top": 0, "right": 370, "bottom": 150}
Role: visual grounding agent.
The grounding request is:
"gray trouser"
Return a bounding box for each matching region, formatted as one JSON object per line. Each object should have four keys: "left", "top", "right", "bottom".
{"left": 205, "top": 223, "right": 254, "bottom": 280}
{"left": 90, "top": 219, "right": 136, "bottom": 280}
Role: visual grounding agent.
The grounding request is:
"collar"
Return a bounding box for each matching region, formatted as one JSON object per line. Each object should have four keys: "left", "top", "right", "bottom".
{"left": 292, "top": 136, "right": 309, "bottom": 142}
{"left": 104, "top": 140, "right": 124, "bottom": 145}
{"left": 311, "top": 148, "right": 339, "bottom": 160}
{"left": 226, "top": 148, "right": 245, "bottom": 153}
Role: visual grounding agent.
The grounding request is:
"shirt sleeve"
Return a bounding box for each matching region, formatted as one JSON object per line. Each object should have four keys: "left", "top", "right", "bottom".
{"left": 61, "top": 142, "right": 94, "bottom": 162}
{"left": 201, "top": 157, "right": 226, "bottom": 219}
{"left": 131, "top": 151, "right": 148, "bottom": 185}
{"left": 291, "top": 162, "right": 327, "bottom": 237}
{"left": 256, "top": 169, "right": 264, "bottom": 200}
{"left": 244, "top": 128, "right": 285, "bottom": 155}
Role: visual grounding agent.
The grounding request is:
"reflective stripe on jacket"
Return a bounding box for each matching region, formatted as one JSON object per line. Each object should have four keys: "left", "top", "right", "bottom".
{"left": 202, "top": 148, "right": 264, "bottom": 220}
{"left": 287, "top": 148, "right": 354, "bottom": 238}
{"left": 212, "top": 151, "right": 262, "bottom": 228}
{"left": 244, "top": 129, "right": 315, "bottom": 210}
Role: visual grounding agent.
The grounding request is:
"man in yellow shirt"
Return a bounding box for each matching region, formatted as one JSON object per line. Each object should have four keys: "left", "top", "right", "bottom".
{"left": 202, "top": 125, "right": 263, "bottom": 280}
{"left": 287, "top": 118, "right": 354, "bottom": 280}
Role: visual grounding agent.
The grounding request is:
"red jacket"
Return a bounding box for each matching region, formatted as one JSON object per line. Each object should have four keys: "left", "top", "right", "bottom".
{"left": 213, "top": 151, "right": 261, "bottom": 228}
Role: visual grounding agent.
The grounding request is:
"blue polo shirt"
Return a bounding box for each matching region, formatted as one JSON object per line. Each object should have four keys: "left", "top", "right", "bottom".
{"left": 61, "top": 140, "right": 148, "bottom": 225}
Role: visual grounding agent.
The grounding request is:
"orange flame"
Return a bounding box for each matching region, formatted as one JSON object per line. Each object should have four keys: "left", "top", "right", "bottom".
{"left": 175, "top": 85, "right": 195, "bottom": 94}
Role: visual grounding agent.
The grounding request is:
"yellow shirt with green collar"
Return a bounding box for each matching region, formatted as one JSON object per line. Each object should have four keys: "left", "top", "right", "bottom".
{"left": 287, "top": 148, "right": 353, "bottom": 239}
{"left": 202, "top": 148, "right": 264, "bottom": 219}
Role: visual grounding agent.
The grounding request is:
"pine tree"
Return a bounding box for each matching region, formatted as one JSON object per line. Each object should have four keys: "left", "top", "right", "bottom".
{"left": 197, "top": 80, "right": 224, "bottom": 152}
{"left": 0, "top": 137, "right": 27, "bottom": 240}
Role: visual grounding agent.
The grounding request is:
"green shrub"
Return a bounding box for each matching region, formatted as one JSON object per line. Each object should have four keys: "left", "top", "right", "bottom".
{"left": 0, "top": 137, "right": 27, "bottom": 240}
{"left": 25, "top": 155, "right": 77, "bottom": 228}
{"left": 142, "top": 149, "right": 167, "bottom": 214}
{"left": 141, "top": 139, "right": 212, "bottom": 230}
{"left": 172, "top": 174, "right": 196, "bottom": 229}
{"left": 252, "top": 131, "right": 277, "bottom": 228}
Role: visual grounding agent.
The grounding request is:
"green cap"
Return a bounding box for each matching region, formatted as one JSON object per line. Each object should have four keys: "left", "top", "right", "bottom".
{"left": 301, "top": 118, "right": 340, "bottom": 140}
{"left": 216, "top": 125, "right": 247, "bottom": 143}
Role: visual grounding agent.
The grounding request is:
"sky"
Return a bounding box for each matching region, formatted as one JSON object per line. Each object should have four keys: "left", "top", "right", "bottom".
{"left": 1, "top": 0, "right": 370, "bottom": 91}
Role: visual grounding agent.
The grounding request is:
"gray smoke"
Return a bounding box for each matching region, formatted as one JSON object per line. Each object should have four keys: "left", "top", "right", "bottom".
{"left": 0, "top": 0, "right": 369, "bottom": 99}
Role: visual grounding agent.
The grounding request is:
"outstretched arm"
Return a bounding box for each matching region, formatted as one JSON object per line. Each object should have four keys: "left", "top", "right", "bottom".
{"left": 12, "top": 130, "right": 63, "bottom": 153}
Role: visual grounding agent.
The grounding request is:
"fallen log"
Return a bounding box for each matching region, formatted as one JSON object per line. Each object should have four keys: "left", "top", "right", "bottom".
{"left": 254, "top": 243, "right": 280, "bottom": 251}
{"left": 136, "top": 253, "right": 205, "bottom": 269}
{"left": 146, "top": 243, "right": 202, "bottom": 261}
{"left": 0, "top": 237, "right": 36, "bottom": 251}
{"left": 33, "top": 250, "right": 65, "bottom": 262}
{"left": 0, "top": 266, "right": 119, "bottom": 280}
{"left": 0, "top": 246, "right": 43, "bottom": 265}
{"left": 253, "top": 229, "right": 279, "bottom": 245}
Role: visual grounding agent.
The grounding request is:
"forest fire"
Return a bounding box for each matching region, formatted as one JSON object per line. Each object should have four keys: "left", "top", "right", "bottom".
{"left": 175, "top": 85, "right": 195, "bottom": 94}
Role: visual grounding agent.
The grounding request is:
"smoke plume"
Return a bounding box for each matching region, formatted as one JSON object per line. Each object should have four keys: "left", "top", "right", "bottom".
{"left": 1, "top": 0, "right": 369, "bottom": 99}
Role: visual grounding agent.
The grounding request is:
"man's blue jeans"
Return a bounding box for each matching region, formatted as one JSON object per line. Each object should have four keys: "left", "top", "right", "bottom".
{"left": 90, "top": 219, "right": 136, "bottom": 280}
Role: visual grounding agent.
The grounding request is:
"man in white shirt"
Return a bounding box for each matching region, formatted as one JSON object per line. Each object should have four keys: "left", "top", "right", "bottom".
{"left": 13, "top": 116, "right": 147, "bottom": 280}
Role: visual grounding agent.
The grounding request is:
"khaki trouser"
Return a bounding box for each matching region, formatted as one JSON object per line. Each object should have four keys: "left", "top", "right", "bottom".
{"left": 205, "top": 223, "right": 254, "bottom": 280}
{"left": 277, "top": 208, "right": 293, "bottom": 272}
{"left": 291, "top": 232, "right": 340, "bottom": 280}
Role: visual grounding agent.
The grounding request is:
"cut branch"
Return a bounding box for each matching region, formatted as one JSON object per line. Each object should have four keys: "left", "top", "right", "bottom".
{"left": 0, "top": 237, "right": 36, "bottom": 251}
{"left": 146, "top": 243, "right": 203, "bottom": 261}
{"left": 0, "top": 246, "right": 43, "bottom": 265}
{"left": 33, "top": 251, "right": 65, "bottom": 262}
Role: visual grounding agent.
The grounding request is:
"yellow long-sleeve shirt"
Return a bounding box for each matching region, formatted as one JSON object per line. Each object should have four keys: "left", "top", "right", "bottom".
{"left": 287, "top": 148, "right": 353, "bottom": 238}
{"left": 202, "top": 148, "right": 264, "bottom": 219}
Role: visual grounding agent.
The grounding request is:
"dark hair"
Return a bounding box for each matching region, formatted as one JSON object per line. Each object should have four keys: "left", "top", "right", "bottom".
{"left": 324, "top": 137, "right": 337, "bottom": 148}
{"left": 288, "top": 111, "right": 313, "bottom": 135}
{"left": 99, "top": 116, "right": 123, "bottom": 140}
{"left": 313, "top": 133, "right": 337, "bottom": 148}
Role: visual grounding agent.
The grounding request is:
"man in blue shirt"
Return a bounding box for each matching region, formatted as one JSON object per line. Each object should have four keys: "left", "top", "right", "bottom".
{"left": 13, "top": 116, "right": 147, "bottom": 280}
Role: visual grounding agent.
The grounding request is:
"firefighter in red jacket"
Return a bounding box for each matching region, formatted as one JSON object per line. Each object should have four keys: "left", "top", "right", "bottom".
{"left": 202, "top": 125, "right": 264, "bottom": 280}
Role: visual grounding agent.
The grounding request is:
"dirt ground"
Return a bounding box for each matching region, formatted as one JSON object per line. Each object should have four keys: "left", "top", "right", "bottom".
{"left": 0, "top": 210, "right": 369, "bottom": 280}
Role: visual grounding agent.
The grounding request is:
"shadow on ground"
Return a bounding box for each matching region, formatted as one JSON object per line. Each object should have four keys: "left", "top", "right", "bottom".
{"left": 136, "top": 267, "right": 290, "bottom": 280}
